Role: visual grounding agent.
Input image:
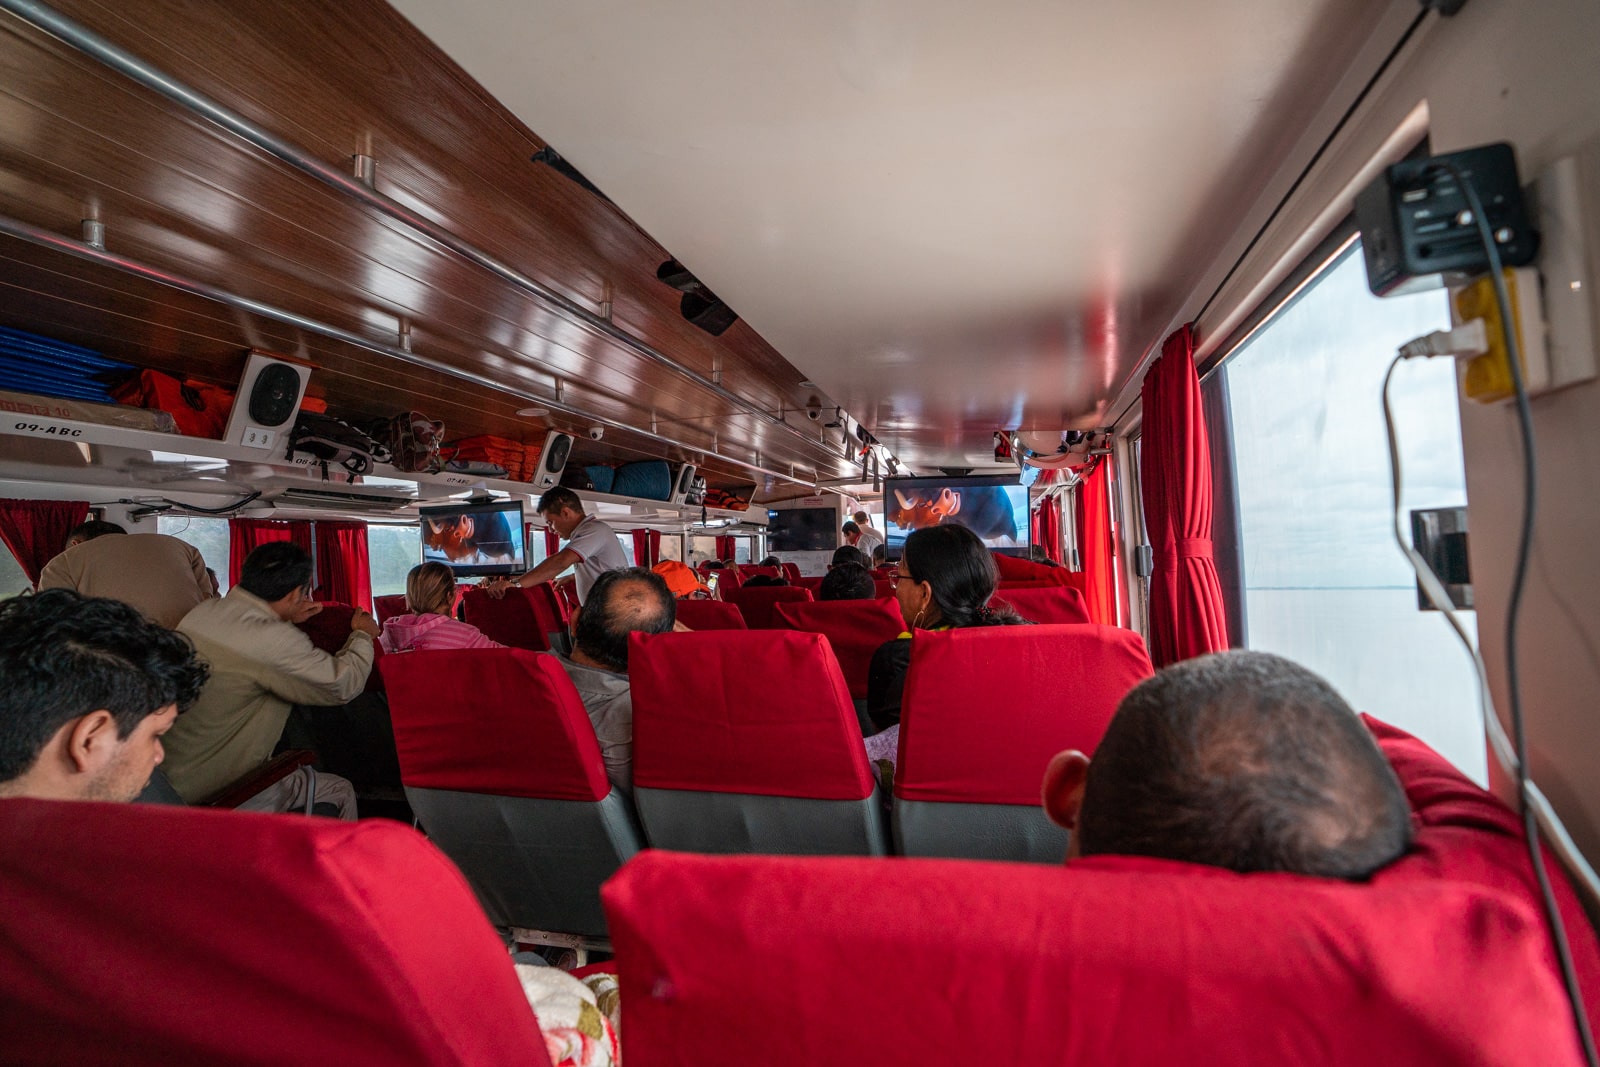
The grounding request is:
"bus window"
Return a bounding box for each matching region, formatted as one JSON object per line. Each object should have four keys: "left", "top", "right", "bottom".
{"left": 0, "top": 547, "right": 28, "bottom": 600}
{"left": 157, "top": 517, "right": 231, "bottom": 594}
{"left": 615, "top": 534, "right": 635, "bottom": 566}
{"left": 367, "top": 524, "right": 423, "bottom": 598}
{"left": 1223, "top": 241, "right": 1484, "bottom": 782}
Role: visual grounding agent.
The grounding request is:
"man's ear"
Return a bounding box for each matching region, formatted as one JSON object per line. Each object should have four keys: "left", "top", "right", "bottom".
{"left": 65, "top": 710, "right": 120, "bottom": 774}
{"left": 1041, "top": 750, "right": 1091, "bottom": 831}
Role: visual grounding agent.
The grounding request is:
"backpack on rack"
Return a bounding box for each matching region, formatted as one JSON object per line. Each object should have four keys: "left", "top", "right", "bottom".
{"left": 287, "top": 411, "right": 390, "bottom": 481}
{"left": 372, "top": 410, "right": 444, "bottom": 474}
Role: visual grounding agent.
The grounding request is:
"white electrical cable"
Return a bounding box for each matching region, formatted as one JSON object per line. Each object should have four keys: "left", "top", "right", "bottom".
{"left": 1381, "top": 355, "right": 1600, "bottom": 904}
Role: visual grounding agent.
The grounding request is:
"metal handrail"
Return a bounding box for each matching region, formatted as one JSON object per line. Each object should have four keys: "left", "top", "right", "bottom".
{"left": 0, "top": 211, "right": 813, "bottom": 485}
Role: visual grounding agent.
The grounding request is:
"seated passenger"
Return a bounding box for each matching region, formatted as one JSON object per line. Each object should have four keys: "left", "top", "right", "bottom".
{"left": 381, "top": 562, "right": 504, "bottom": 652}
{"left": 0, "top": 589, "right": 207, "bottom": 802}
{"left": 759, "top": 555, "right": 783, "bottom": 568}
{"left": 37, "top": 520, "right": 212, "bottom": 629}
{"left": 652, "top": 559, "right": 710, "bottom": 599}
{"left": 163, "top": 543, "right": 379, "bottom": 817}
{"left": 871, "top": 543, "right": 887, "bottom": 568}
{"left": 1042, "top": 650, "right": 1412, "bottom": 879}
{"left": 1027, "top": 545, "right": 1063, "bottom": 568}
{"left": 829, "top": 544, "right": 870, "bottom": 571}
{"left": 866, "top": 524, "right": 1027, "bottom": 734}
{"left": 818, "top": 561, "right": 875, "bottom": 602}
{"left": 553, "top": 567, "right": 676, "bottom": 795}
{"left": 740, "top": 574, "right": 788, "bottom": 587}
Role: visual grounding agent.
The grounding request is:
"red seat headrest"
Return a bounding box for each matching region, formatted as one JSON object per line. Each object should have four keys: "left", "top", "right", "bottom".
{"left": 0, "top": 799, "right": 548, "bottom": 1067}
{"left": 722, "top": 585, "right": 814, "bottom": 629}
{"left": 989, "top": 584, "right": 1091, "bottom": 625}
{"left": 673, "top": 598, "right": 748, "bottom": 630}
{"left": 630, "top": 630, "right": 874, "bottom": 800}
{"left": 459, "top": 587, "right": 548, "bottom": 651}
{"left": 381, "top": 648, "right": 609, "bottom": 801}
{"left": 773, "top": 597, "right": 905, "bottom": 699}
{"left": 294, "top": 603, "right": 384, "bottom": 693}
{"left": 896, "top": 625, "right": 1153, "bottom": 804}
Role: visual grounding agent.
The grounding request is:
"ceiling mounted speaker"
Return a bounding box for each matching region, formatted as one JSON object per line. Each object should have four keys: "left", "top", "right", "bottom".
{"left": 223, "top": 351, "right": 311, "bottom": 452}
{"left": 533, "top": 430, "right": 574, "bottom": 489}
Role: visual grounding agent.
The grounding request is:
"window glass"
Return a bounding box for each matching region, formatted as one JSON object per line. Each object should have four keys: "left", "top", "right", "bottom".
{"left": 733, "top": 538, "right": 752, "bottom": 564}
{"left": 688, "top": 536, "right": 720, "bottom": 565}
{"left": 367, "top": 524, "right": 422, "bottom": 597}
{"left": 1225, "top": 241, "right": 1484, "bottom": 782}
{"left": 0, "top": 546, "right": 30, "bottom": 600}
{"left": 615, "top": 534, "right": 635, "bottom": 566}
{"left": 156, "top": 516, "right": 231, "bottom": 593}
{"left": 657, "top": 534, "right": 684, "bottom": 563}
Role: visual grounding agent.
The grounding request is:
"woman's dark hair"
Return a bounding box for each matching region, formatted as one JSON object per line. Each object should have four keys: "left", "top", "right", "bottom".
{"left": 901, "top": 525, "right": 1024, "bottom": 628}
{"left": 819, "top": 562, "right": 874, "bottom": 601}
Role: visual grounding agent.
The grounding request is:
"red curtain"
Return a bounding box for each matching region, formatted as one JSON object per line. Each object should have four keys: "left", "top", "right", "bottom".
{"left": 714, "top": 535, "right": 735, "bottom": 560}
{"left": 631, "top": 529, "right": 651, "bottom": 567}
{"left": 228, "top": 518, "right": 312, "bottom": 587}
{"left": 0, "top": 498, "right": 89, "bottom": 584}
{"left": 313, "top": 521, "right": 372, "bottom": 612}
{"left": 1075, "top": 460, "right": 1118, "bottom": 627}
{"left": 1031, "top": 496, "right": 1064, "bottom": 564}
{"left": 1140, "top": 324, "right": 1229, "bottom": 666}
{"left": 649, "top": 530, "right": 661, "bottom": 566}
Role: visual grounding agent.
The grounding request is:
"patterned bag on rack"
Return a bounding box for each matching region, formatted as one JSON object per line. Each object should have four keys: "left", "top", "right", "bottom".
{"left": 373, "top": 410, "right": 445, "bottom": 474}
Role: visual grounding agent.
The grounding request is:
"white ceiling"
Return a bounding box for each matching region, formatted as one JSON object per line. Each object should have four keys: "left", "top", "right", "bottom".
{"left": 389, "top": 0, "right": 1395, "bottom": 468}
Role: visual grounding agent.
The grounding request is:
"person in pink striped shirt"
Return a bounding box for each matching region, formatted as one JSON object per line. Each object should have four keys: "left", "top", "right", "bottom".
{"left": 379, "top": 563, "right": 505, "bottom": 653}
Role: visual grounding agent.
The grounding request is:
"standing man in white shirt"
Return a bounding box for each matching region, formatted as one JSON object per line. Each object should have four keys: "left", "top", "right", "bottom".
{"left": 489, "top": 486, "right": 630, "bottom": 604}
{"left": 851, "top": 510, "right": 885, "bottom": 559}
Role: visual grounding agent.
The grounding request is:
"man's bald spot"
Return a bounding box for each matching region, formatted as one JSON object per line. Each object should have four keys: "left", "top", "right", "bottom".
{"left": 601, "top": 576, "right": 672, "bottom": 631}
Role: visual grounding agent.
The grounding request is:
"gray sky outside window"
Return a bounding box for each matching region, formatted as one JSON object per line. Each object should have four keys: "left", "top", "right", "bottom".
{"left": 1226, "top": 242, "right": 1484, "bottom": 782}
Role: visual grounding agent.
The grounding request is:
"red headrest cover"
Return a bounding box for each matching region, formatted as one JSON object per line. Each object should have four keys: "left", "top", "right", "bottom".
{"left": 630, "top": 630, "right": 874, "bottom": 800}
{"left": 896, "top": 625, "right": 1154, "bottom": 804}
{"left": 381, "top": 647, "right": 609, "bottom": 801}
{"left": 0, "top": 800, "right": 548, "bottom": 1067}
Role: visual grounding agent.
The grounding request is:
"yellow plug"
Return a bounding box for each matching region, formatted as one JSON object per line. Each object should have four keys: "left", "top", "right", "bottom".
{"left": 1454, "top": 267, "right": 1549, "bottom": 402}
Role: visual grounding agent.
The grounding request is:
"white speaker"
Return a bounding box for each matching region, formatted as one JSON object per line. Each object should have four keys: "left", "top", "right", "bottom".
{"left": 671, "top": 462, "right": 704, "bottom": 505}
{"left": 224, "top": 351, "right": 311, "bottom": 451}
{"left": 532, "top": 430, "right": 574, "bottom": 489}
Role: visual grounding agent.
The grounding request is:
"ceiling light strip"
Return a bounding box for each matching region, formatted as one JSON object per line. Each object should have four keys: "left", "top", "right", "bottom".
{"left": 0, "top": 212, "right": 815, "bottom": 487}
{"left": 0, "top": 0, "right": 847, "bottom": 467}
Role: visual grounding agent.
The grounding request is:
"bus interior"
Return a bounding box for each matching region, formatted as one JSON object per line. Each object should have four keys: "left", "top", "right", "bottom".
{"left": 1, "top": 0, "right": 1599, "bottom": 1062}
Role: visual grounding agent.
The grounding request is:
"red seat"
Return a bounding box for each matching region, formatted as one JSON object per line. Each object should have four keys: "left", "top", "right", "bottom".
{"left": 990, "top": 584, "right": 1091, "bottom": 624}
{"left": 0, "top": 799, "right": 550, "bottom": 1066}
{"left": 601, "top": 717, "right": 1600, "bottom": 1063}
{"left": 793, "top": 575, "right": 825, "bottom": 594}
{"left": 673, "top": 598, "right": 748, "bottom": 630}
{"left": 372, "top": 593, "right": 409, "bottom": 624}
{"left": 381, "top": 648, "right": 642, "bottom": 937}
{"left": 873, "top": 579, "right": 894, "bottom": 598}
{"left": 295, "top": 602, "right": 385, "bottom": 693}
{"left": 738, "top": 565, "right": 781, "bottom": 580}
{"left": 724, "top": 584, "right": 813, "bottom": 629}
{"left": 894, "top": 624, "right": 1154, "bottom": 862}
{"left": 773, "top": 597, "right": 905, "bottom": 700}
{"left": 460, "top": 586, "right": 554, "bottom": 651}
{"left": 629, "top": 629, "right": 887, "bottom": 855}
{"left": 780, "top": 562, "right": 802, "bottom": 582}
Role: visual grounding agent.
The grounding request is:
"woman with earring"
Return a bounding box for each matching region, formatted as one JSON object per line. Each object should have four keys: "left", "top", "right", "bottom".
{"left": 865, "top": 524, "right": 1027, "bottom": 737}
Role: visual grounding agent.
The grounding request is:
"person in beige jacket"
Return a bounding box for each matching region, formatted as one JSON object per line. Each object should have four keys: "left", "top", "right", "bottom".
{"left": 163, "top": 542, "right": 379, "bottom": 817}
{"left": 37, "top": 520, "right": 211, "bottom": 630}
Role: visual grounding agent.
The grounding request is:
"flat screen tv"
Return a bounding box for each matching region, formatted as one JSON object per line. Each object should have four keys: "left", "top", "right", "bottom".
{"left": 418, "top": 499, "right": 526, "bottom": 577}
{"left": 883, "top": 474, "right": 1030, "bottom": 558}
{"left": 767, "top": 507, "right": 838, "bottom": 552}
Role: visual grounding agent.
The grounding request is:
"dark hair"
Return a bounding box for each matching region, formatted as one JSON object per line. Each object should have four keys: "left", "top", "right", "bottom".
{"left": 536, "top": 486, "right": 584, "bottom": 516}
{"left": 0, "top": 590, "right": 209, "bottom": 781}
{"left": 573, "top": 567, "right": 676, "bottom": 672}
{"left": 841, "top": 521, "right": 861, "bottom": 536}
{"left": 819, "top": 562, "right": 874, "bottom": 601}
{"left": 238, "top": 542, "right": 314, "bottom": 602}
{"left": 759, "top": 555, "right": 782, "bottom": 568}
{"left": 1077, "top": 651, "right": 1414, "bottom": 881}
{"left": 741, "top": 574, "right": 787, "bottom": 588}
{"left": 871, "top": 543, "right": 887, "bottom": 564}
{"left": 829, "top": 545, "right": 870, "bottom": 570}
{"left": 66, "top": 520, "right": 126, "bottom": 546}
{"left": 900, "top": 525, "right": 1023, "bottom": 628}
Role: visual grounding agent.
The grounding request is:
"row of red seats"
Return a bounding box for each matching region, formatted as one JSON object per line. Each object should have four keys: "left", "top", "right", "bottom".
{"left": 5, "top": 714, "right": 1595, "bottom": 1063}
{"left": 376, "top": 624, "right": 1154, "bottom": 944}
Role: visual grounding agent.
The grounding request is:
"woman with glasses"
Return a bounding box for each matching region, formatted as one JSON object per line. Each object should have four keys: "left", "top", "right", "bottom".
{"left": 865, "top": 524, "right": 1027, "bottom": 738}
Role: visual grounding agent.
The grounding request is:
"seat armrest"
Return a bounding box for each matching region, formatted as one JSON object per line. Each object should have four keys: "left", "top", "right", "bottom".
{"left": 202, "top": 749, "right": 317, "bottom": 808}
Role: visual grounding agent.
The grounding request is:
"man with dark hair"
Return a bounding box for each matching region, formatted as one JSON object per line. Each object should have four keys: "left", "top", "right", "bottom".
{"left": 554, "top": 567, "right": 676, "bottom": 794}
{"left": 1041, "top": 651, "right": 1413, "bottom": 880}
{"left": 162, "top": 542, "right": 379, "bottom": 817}
{"left": 818, "top": 562, "right": 875, "bottom": 602}
{"left": 489, "top": 486, "right": 629, "bottom": 604}
{"left": 841, "top": 520, "right": 862, "bottom": 546}
{"left": 871, "top": 543, "right": 887, "bottom": 567}
{"left": 829, "top": 544, "right": 871, "bottom": 571}
{"left": 38, "top": 520, "right": 212, "bottom": 629}
{"left": 0, "top": 590, "right": 207, "bottom": 802}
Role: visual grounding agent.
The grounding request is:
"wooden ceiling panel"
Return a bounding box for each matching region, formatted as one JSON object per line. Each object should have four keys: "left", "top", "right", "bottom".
{"left": 0, "top": 0, "right": 855, "bottom": 487}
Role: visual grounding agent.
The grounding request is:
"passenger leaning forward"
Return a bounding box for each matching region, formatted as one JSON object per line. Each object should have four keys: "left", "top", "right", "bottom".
{"left": 162, "top": 542, "right": 378, "bottom": 817}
